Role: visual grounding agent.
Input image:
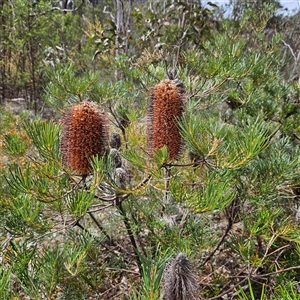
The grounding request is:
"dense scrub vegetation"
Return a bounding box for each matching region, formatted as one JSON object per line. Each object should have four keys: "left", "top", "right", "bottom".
{"left": 1, "top": 0, "right": 300, "bottom": 299}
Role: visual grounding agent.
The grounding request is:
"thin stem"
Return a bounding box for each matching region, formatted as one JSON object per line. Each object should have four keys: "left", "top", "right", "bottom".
{"left": 75, "top": 220, "right": 133, "bottom": 265}
{"left": 116, "top": 196, "right": 142, "bottom": 274}
{"left": 206, "top": 277, "right": 249, "bottom": 300}
{"left": 162, "top": 165, "right": 171, "bottom": 213}
{"left": 88, "top": 211, "right": 111, "bottom": 242}
{"left": 200, "top": 216, "right": 233, "bottom": 267}
{"left": 108, "top": 105, "right": 127, "bottom": 146}
{"left": 255, "top": 265, "right": 300, "bottom": 278}
{"left": 75, "top": 220, "right": 91, "bottom": 235}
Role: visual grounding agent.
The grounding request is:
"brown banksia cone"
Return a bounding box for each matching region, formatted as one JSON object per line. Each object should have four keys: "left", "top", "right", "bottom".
{"left": 148, "top": 78, "right": 185, "bottom": 161}
{"left": 161, "top": 253, "right": 198, "bottom": 300}
{"left": 60, "top": 100, "right": 109, "bottom": 175}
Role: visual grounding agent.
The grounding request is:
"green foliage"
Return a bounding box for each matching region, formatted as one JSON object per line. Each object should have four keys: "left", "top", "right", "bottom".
{"left": 23, "top": 119, "right": 61, "bottom": 161}
{"left": 187, "top": 171, "right": 237, "bottom": 213}
{"left": 8, "top": 194, "right": 46, "bottom": 235}
{"left": 4, "top": 133, "right": 27, "bottom": 156}
{"left": 44, "top": 64, "right": 103, "bottom": 110}
{"left": 237, "top": 279, "right": 266, "bottom": 300}
{"left": 0, "top": 268, "right": 11, "bottom": 299}
{"left": 6, "top": 240, "right": 40, "bottom": 299}
{"left": 132, "top": 247, "right": 172, "bottom": 300}
{"left": 130, "top": 1, "right": 217, "bottom": 55}
{"left": 67, "top": 189, "right": 95, "bottom": 218}
{"left": 275, "top": 281, "right": 300, "bottom": 299}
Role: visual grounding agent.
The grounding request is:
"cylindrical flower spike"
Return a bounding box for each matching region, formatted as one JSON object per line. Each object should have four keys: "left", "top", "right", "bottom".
{"left": 60, "top": 100, "right": 109, "bottom": 175}
{"left": 148, "top": 79, "right": 185, "bottom": 161}
{"left": 161, "top": 253, "right": 198, "bottom": 300}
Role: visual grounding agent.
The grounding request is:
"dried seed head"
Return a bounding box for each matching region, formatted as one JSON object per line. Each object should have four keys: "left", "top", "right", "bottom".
{"left": 60, "top": 101, "right": 109, "bottom": 175}
{"left": 148, "top": 79, "right": 185, "bottom": 161}
{"left": 110, "top": 148, "right": 122, "bottom": 169}
{"left": 110, "top": 131, "right": 122, "bottom": 150}
{"left": 161, "top": 253, "right": 198, "bottom": 300}
{"left": 115, "top": 167, "right": 129, "bottom": 189}
{"left": 167, "top": 68, "right": 177, "bottom": 80}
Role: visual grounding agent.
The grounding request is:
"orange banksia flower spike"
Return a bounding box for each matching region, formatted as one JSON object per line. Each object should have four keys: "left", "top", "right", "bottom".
{"left": 148, "top": 78, "right": 186, "bottom": 161}
{"left": 60, "top": 100, "right": 109, "bottom": 175}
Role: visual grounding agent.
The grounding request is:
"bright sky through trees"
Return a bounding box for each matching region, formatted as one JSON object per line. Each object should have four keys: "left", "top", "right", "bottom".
{"left": 208, "top": 0, "right": 300, "bottom": 15}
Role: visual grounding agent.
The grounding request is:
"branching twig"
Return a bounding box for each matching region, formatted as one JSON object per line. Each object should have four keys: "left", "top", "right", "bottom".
{"left": 255, "top": 265, "right": 300, "bottom": 278}
{"left": 88, "top": 211, "right": 112, "bottom": 241}
{"left": 75, "top": 220, "right": 135, "bottom": 265}
{"left": 200, "top": 217, "right": 233, "bottom": 267}
{"left": 201, "top": 262, "right": 300, "bottom": 300}
{"left": 164, "top": 158, "right": 216, "bottom": 168}
{"left": 162, "top": 166, "right": 171, "bottom": 213}
{"left": 206, "top": 277, "right": 249, "bottom": 300}
{"left": 282, "top": 40, "right": 300, "bottom": 80}
{"left": 282, "top": 40, "right": 296, "bottom": 60}
{"left": 115, "top": 196, "right": 142, "bottom": 274}
{"left": 188, "top": 78, "right": 228, "bottom": 102}
{"left": 87, "top": 203, "right": 114, "bottom": 213}
{"left": 108, "top": 105, "right": 127, "bottom": 145}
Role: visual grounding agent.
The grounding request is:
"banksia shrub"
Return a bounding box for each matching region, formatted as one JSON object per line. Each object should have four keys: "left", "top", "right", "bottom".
{"left": 148, "top": 79, "right": 185, "bottom": 161}
{"left": 60, "top": 100, "right": 109, "bottom": 175}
